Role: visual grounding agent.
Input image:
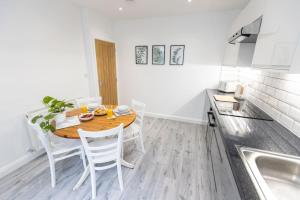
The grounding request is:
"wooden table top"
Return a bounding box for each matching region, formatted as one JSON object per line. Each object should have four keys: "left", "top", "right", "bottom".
{"left": 54, "top": 106, "right": 136, "bottom": 139}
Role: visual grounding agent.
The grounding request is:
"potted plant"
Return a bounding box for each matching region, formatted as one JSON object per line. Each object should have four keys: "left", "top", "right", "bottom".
{"left": 31, "top": 96, "right": 74, "bottom": 132}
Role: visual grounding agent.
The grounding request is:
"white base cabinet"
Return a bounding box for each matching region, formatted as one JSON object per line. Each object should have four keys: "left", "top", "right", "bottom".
{"left": 206, "top": 110, "right": 241, "bottom": 200}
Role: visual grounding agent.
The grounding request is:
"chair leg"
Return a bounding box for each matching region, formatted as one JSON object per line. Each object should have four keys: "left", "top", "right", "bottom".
{"left": 80, "top": 147, "right": 87, "bottom": 169}
{"left": 117, "top": 161, "right": 124, "bottom": 191}
{"left": 49, "top": 161, "right": 56, "bottom": 188}
{"left": 90, "top": 167, "right": 96, "bottom": 199}
{"left": 139, "top": 131, "right": 145, "bottom": 153}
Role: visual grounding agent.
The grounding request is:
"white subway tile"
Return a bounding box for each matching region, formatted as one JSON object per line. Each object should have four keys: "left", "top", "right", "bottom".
{"left": 279, "top": 114, "right": 294, "bottom": 131}
{"left": 289, "top": 107, "right": 300, "bottom": 123}
{"left": 266, "top": 86, "right": 276, "bottom": 96}
{"left": 275, "top": 79, "right": 287, "bottom": 90}
{"left": 268, "top": 96, "right": 278, "bottom": 108}
{"left": 277, "top": 101, "right": 290, "bottom": 115}
{"left": 293, "top": 122, "right": 300, "bottom": 138}
{"left": 281, "top": 81, "right": 300, "bottom": 95}
{"left": 275, "top": 89, "right": 289, "bottom": 102}
{"left": 287, "top": 94, "right": 300, "bottom": 109}
{"left": 264, "top": 77, "right": 273, "bottom": 86}
{"left": 284, "top": 74, "right": 300, "bottom": 83}
{"left": 270, "top": 108, "right": 281, "bottom": 121}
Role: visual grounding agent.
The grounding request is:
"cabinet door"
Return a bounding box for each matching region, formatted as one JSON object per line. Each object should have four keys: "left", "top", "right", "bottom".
{"left": 206, "top": 126, "right": 218, "bottom": 200}
{"left": 252, "top": 0, "right": 300, "bottom": 67}
{"left": 213, "top": 127, "right": 241, "bottom": 200}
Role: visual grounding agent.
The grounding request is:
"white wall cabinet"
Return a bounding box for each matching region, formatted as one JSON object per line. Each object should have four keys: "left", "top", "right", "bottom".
{"left": 224, "top": 0, "right": 300, "bottom": 73}
{"left": 252, "top": 0, "right": 300, "bottom": 70}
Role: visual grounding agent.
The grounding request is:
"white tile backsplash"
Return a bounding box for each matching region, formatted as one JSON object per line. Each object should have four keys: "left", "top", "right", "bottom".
{"left": 221, "top": 67, "right": 300, "bottom": 138}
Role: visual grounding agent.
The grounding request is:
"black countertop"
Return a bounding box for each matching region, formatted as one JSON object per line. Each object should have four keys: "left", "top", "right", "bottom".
{"left": 206, "top": 89, "right": 300, "bottom": 200}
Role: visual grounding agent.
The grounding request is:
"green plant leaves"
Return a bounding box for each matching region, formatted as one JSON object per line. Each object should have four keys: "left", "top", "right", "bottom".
{"left": 31, "top": 96, "right": 74, "bottom": 133}
{"left": 31, "top": 115, "right": 42, "bottom": 124}
{"left": 44, "top": 113, "right": 56, "bottom": 120}
{"left": 43, "top": 96, "right": 54, "bottom": 104}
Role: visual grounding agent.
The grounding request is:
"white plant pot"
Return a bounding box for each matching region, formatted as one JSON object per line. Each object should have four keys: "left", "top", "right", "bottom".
{"left": 55, "top": 113, "right": 66, "bottom": 124}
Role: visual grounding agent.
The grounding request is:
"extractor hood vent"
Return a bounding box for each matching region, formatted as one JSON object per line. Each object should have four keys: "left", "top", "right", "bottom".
{"left": 229, "top": 17, "right": 262, "bottom": 45}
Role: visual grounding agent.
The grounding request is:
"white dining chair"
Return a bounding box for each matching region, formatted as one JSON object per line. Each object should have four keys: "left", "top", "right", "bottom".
{"left": 78, "top": 124, "right": 124, "bottom": 199}
{"left": 123, "top": 99, "right": 146, "bottom": 153}
{"left": 27, "top": 119, "right": 86, "bottom": 188}
{"left": 75, "top": 96, "right": 102, "bottom": 107}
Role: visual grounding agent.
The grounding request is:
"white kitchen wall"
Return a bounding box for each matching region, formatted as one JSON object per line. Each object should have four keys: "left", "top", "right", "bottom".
{"left": 0, "top": 0, "right": 90, "bottom": 177}
{"left": 80, "top": 7, "right": 115, "bottom": 97}
{"left": 114, "top": 11, "right": 239, "bottom": 123}
{"left": 221, "top": 67, "right": 300, "bottom": 138}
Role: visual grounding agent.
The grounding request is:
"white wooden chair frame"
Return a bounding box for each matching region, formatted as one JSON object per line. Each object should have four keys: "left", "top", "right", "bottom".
{"left": 75, "top": 96, "right": 102, "bottom": 108}
{"left": 27, "top": 118, "right": 86, "bottom": 188}
{"left": 124, "top": 99, "right": 146, "bottom": 153}
{"left": 76, "top": 124, "right": 124, "bottom": 199}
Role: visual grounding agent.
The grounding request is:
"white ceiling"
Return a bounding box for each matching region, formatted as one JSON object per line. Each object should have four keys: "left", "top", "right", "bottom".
{"left": 71, "top": 0, "right": 249, "bottom": 20}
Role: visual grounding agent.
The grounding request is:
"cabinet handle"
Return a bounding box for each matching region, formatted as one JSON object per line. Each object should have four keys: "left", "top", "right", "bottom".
{"left": 207, "top": 111, "right": 216, "bottom": 127}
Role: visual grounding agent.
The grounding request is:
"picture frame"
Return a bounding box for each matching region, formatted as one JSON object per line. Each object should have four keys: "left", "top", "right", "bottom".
{"left": 135, "top": 46, "right": 148, "bottom": 65}
{"left": 152, "top": 45, "right": 165, "bottom": 65}
{"left": 170, "top": 45, "right": 185, "bottom": 65}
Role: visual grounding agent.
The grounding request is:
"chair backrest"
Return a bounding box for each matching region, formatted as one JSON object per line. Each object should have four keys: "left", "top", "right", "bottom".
{"left": 131, "top": 99, "right": 146, "bottom": 128}
{"left": 78, "top": 124, "right": 124, "bottom": 165}
{"left": 27, "top": 117, "right": 53, "bottom": 156}
{"left": 76, "top": 97, "right": 102, "bottom": 108}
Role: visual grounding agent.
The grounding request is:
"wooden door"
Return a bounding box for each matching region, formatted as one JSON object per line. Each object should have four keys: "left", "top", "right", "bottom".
{"left": 95, "top": 39, "right": 118, "bottom": 105}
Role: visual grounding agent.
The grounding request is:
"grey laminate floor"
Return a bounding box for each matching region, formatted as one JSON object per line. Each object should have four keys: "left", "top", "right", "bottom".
{"left": 0, "top": 117, "right": 211, "bottom": 200}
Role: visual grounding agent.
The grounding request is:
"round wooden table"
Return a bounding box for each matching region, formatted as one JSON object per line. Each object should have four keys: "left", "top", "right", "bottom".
{"left": 54, "top": 106, "right": 136, "bottom": 139}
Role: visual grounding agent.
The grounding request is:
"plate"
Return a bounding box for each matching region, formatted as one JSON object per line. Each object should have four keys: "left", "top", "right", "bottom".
{"left": 94, "top": 108, "right": 107, "bottom": 116}
{"left": 79, "top": 113, "right": 94, "bottom": 121}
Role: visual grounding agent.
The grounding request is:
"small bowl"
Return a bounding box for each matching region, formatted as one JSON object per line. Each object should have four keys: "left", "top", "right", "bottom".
{"left": 116, "top": 105, "right": 129, "bottom": 113}
{"left": 79, "top": 113, "right": 94, "bottom": 121}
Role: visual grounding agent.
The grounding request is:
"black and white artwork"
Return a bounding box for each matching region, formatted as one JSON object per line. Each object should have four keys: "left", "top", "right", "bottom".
{"left": 152, "top": 45, "right": 165, "bottom": 65}
{"left": 170, "top": 45, "right": 185, "bottom": 65}
{"left": 135, "top": 46, "right": 148, "bottom": 64}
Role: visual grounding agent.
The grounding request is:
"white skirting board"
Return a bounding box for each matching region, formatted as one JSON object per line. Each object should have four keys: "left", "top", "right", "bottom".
{"left": 145, "top": 112, "right": 207, "bottom": 125}
{"left": 0, "top": 150, "right": 45, "bottom": 179}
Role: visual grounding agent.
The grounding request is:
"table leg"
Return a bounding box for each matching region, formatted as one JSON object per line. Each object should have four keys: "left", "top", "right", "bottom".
{"left": 73, "top": 165, "right": 90, "bottom": 191}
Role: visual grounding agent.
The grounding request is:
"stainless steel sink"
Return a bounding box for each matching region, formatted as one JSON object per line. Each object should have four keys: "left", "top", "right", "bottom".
{"left": 236, "top": 146, "right": 300, "bottom": 200}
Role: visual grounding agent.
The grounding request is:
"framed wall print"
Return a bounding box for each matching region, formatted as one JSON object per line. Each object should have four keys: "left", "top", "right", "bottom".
{"left": 170, "top": 45, "right": 185, "bottom": 65}
{"left": 152, "top": 45, "right": 165, "bottom": 65}
{"left": 135, "top": 46, "right": 148, "bottom": 64}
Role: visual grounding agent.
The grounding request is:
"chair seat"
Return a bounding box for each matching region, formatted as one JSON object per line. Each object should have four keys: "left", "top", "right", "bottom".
{"left": 49, "top": 134, "right": 82, "bottom": 155}
{"left": 52, "top": 140, "right": 82, "bottom": 155}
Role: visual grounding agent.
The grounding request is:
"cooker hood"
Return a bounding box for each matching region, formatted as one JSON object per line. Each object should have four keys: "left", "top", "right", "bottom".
{"left": 229, "top": 17, "right": 262, "bottom": 44}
